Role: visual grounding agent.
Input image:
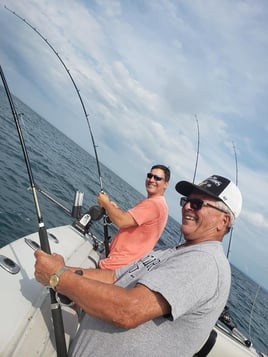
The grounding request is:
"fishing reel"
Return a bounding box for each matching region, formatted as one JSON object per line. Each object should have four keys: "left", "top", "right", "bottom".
{"left": 219, "top": 306, "right": 252, "bottom": 347}
{"left": 70, "top": 190, "right": 104, "bottom": 234}
{"left": 72, "top": 205, "right": 105, "bottom": 235}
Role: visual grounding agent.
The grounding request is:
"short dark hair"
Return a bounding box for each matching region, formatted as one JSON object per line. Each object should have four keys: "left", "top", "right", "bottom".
{"left": 151, "top": 164, "right": 171, "bottom": 182}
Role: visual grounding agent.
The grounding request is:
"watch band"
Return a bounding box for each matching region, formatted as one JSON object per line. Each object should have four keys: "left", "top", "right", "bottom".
{"left": 56, "top": 269, "right": 84, "bottom": 306}
{"left": 55, "top": 266, "right": 69, "bottom": 277}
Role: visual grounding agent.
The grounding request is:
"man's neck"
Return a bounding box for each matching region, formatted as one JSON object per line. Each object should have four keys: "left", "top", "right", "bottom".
{"left": 177, "top": 237, "right": 223, "bottom": 248}
{"left": 147, "top": 193, "right": 163, "bottom": 199}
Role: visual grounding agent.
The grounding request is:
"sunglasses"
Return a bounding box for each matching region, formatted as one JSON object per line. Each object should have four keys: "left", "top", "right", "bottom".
{"left": 180, "top": 197, "right": 228, "bottom": 213}
{"left": 147, "top": 173, "right": 163, "bottom": 181}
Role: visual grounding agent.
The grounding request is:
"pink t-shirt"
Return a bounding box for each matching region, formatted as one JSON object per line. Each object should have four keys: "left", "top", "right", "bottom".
{"left": 99, "top": 196, "right": 168, "bottom": 269}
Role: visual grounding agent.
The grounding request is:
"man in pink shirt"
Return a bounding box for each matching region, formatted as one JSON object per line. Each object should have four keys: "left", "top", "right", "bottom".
{"left": 97, "top": 164, "right": 170, "bottom": 269}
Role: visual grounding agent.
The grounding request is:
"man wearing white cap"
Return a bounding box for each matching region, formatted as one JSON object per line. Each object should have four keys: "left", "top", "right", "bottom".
{"left": 34, "top": 174, "right": 242, "bottom": 357}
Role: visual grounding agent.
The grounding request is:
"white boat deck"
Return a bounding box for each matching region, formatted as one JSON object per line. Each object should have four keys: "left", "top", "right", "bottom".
{"left": 0, "top": 225, "right": 100, "bottom": 357}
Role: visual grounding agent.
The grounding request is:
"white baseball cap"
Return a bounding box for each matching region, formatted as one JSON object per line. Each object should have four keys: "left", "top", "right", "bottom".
{"left": 175, "top": 175, "right": 242, "bottom": 219}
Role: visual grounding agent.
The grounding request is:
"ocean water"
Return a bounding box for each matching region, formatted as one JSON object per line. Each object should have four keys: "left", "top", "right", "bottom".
{"left": 0, "top": 87, "right": 267, "bottom": 354}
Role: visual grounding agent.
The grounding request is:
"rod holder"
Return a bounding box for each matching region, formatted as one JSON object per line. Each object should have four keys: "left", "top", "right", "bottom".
{"left": 71, "top": 191, "right": 84, "bottom": 218}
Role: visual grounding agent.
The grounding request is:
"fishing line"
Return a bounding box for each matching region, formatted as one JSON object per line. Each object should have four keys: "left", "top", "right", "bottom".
{"left": 248, "top": 285, "right": 261, "bottom": 341}
{"left": 0, "top": 65, "right": 68, "bottom": 357}
{"left": 4, "top": 5, "right": 103, "bottom": 191}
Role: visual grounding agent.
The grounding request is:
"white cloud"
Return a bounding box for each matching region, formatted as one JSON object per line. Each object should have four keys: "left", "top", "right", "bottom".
{"left": 245, "top": 211, "right": 268, "bottom": 229}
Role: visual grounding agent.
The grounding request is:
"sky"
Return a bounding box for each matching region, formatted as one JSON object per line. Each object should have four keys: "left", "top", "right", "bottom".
{"left": 0, "top": 0, "right": 267, "bottom": 289}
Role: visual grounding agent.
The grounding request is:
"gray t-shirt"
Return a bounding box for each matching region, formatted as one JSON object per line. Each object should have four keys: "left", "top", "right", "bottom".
{"left": 68, "top": 241, "right": 231, "bottom": 357}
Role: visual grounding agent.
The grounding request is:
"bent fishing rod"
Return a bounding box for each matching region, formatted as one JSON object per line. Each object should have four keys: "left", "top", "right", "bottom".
{"left": 4, "top": 5, "right": 103, "bottom": 191}
{"left": 178, "top": 115, "right": 200, "bottom": 244}
{"left": 0, "top": 65, "right": 68, "bottom": 357}
{"left": 226, "top": 141, "right": 238, "bottom": 259}
{"left": 5, "top": 6, "right": 110, "bottom": 255}
{"left": 192, "top": 115, "right": 200, "bottom": 184}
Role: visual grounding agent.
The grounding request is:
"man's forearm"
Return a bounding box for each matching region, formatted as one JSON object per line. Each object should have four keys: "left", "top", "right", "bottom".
{"left": 34, "top": 250, "right": 169, "bottom": 329}
{"left": 67, "top": 266, "right": 116, "bottom": 283}
{"left": 56, "top": 272, "right": 169, "bottom": 329}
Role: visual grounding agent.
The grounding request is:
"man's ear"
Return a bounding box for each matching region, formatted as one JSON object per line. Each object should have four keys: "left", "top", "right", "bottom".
{"left": 217, "top": 212, "right": 231, "bottom": 233}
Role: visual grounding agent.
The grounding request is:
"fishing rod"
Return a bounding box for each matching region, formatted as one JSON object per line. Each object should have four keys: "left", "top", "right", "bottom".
{"left": 178, "top": 115, "right": 200, "bottom": 244}
{"left": 5, "top": 6, "right": 110, "bottom": 256}
{"left": 226, "top": 142, "right": 263, "bottom": 351}
{"left": 0, "top": 65, "right": 68, "bottom": 357}
{"left": 226, "top": 141, "right": 238, "bottom": 259}
{"left": 34, "top": 185, "right": 72, "bottom": 215}
{"left": 4, "top": 5, "right": 103, "bottom": 191}
{"left": 218, "top": 141, "right": 254, "bottom": 346}
{"left": 192, "top": 114, "right": 200, "bottom": 184}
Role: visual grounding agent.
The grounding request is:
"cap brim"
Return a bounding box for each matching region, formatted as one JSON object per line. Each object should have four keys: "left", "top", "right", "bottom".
{"left": 175, "top": 181, "right": 220, "bottom": 200}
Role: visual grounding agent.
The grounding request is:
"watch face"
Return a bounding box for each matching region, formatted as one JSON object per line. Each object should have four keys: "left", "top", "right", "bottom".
{"left": 49, "top": 274, "right": 60, "bottom": 289}
{"left": 49, "top": 266, "right": 68, "bottom": 290}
